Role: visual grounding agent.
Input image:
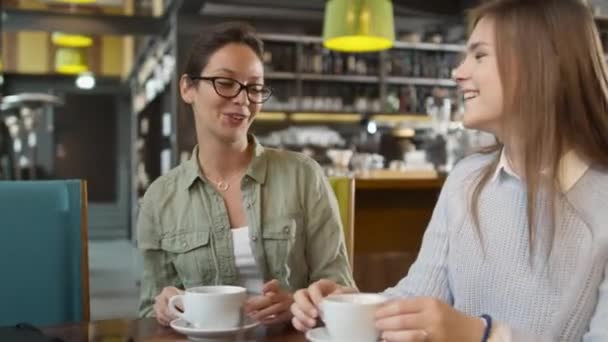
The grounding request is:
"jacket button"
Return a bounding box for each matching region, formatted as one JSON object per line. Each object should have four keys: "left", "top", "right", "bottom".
{"left": 252, "top": 236, "right": 258, "bottom": 242}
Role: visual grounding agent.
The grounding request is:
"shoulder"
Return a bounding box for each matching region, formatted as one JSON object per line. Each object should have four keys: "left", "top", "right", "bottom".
{"left": 568, "top": 166, "right": 608, "bottom": 211}
{"left": 140, "top": 162, "right": 190, "bottom": 209}
{"left": 137, "top": 161, "right": 193, "bottom": 243}
{"left": 263, "top": 147, "right": 324, "bottom": 174}
{"left": 566, "top": 167, "right": 608, "bottom": 254}
{"left": 443, "top": 151, "right": 498, "bottom": 191}
{"left": 578, "top": 166, "right": 608, "bottom": 192}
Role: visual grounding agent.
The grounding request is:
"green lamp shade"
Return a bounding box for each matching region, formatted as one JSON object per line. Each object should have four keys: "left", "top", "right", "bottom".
{"left": 323, "top": 0, "right": 395, "bottom": 53}
{"left": 55, "top": 48, "right": 88, "bottom": 75}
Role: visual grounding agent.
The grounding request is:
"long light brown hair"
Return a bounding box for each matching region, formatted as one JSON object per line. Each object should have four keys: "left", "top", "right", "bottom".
{"left": 468, "top": 0, "right": 608, "bottom": 251}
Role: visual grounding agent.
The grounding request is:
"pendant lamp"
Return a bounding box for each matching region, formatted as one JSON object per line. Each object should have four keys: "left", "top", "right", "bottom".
{"left": 52, "top": 33, "right": 93, "bottom": 48}
{"left": 323, "top": 0, "right": 395, "bottom": 53}
{"left": 55, "top": 48, "right": 88, "bottom": 75}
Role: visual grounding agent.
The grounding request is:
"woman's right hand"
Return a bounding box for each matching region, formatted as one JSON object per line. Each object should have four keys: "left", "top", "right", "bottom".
{"left": 154, "top": 286, "right": 184, "bottom": 326}
{"left": 290, "top": 279, "right": 357, "bottom": 332}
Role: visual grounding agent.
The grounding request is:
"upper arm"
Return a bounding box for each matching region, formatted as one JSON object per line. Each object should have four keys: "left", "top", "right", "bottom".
{"left": 583, "top": 260, "right": 608, "bottom": 341}
{"left": 301, "top": 160, "right": 355, "bottom": 287}
{"left": 382, "top": 180, "right": 452, "bottom": 301}
{"left": 136, "top": 192, "right": 182, "bottom": 317}
{"left": 138, "top": 248, "right": 182, "bottom": 318}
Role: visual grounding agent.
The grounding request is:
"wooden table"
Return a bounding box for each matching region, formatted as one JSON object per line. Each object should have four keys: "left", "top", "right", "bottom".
{"left": 43, "top": 318, "right": 307, "bottom": 341}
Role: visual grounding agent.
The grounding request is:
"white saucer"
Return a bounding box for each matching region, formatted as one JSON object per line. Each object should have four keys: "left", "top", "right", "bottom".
{"left": 170, "top": 317, "right": 259, "bottom": 341}
{"left": 306, "top": 327, "right": 331, "bottom": 342}
{"left": 306, "top": 327, "right": 381, "bottom": 342}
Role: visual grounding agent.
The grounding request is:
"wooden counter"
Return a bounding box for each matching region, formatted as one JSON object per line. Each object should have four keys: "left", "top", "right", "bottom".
{"left": 352, "top": 176, "right": 445, "bottom": 292}
{"left": 355, "top": 177, "right": 444, "bottom": 190}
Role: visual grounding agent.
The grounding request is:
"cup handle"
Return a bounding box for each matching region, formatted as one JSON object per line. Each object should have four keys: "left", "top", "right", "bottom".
{"left": 318, "top": 301, "right": 325, "bottom": 322}
{"left": 168, "top": 295, "right": 185, "bottom": 320}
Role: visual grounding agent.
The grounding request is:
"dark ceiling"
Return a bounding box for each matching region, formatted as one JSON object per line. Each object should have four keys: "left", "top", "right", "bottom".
{"left": 176, "top": 0, "right": 480, "bottom": 36}
{"left": 189, "top": 0, "right": 481, "bottom": 17}
{"left": 393, "top": 0, "right": 480, "bottom": 15}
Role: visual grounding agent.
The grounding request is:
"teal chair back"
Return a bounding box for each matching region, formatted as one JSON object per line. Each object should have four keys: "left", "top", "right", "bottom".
{"left": 0, "top": 180, "right": 89, "bottom": 326}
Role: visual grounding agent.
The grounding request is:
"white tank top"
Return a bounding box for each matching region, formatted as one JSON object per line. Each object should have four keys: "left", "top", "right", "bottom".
{"left": 231, "top": 226, "right": 264, "bottom": 294}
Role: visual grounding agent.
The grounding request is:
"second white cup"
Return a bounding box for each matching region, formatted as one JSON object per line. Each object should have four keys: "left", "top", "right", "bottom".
{"left": 321, "top": 293, "right": 388, "bottom": 342}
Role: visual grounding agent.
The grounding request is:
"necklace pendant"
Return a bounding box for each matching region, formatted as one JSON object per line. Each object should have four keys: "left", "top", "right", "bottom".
{"left": 217, "top": 181, "right": 229, "bottom": 192}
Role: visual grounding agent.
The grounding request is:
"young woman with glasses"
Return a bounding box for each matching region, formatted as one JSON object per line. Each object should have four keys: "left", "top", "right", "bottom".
{"left": 136, "top": 22, "right": 354, "bottom": 326}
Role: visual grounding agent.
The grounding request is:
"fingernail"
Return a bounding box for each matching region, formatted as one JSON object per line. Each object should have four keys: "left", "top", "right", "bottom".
{"left": 308, "top": 319, "right": 315, "bottom": 327}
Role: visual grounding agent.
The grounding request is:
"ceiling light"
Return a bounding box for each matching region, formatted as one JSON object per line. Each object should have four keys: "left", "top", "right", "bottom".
{"left": 76, "top": 72, "right": 96, "bottom": 90}
{"left": 323, "top": 0, "right": 395, "bottom": 52}
{"left": 52, "top": 33, "right": 93, "bottom": 48}
{"left": 55, "top": 48, "right": 88, "bottom": 75}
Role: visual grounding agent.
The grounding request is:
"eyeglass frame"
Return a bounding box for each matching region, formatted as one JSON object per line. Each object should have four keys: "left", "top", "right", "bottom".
{"left": 188, "top": 76, "right": 273, "bottom": 104}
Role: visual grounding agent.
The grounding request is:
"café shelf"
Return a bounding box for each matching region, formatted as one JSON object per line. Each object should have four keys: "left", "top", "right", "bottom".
{"left": 258, "top": 33, "right": 464, "bottom": 120}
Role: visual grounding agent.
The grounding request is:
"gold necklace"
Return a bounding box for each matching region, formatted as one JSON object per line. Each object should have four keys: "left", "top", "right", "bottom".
{"left": 199, "top": 145, "right": 252, "bottom": 192}
{"left": 204, "top": 171, "right": 244, "bottom": 192}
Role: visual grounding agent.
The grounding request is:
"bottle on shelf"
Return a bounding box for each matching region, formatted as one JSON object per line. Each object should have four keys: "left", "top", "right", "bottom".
{"left": 300, "top": 44, "right": 312, "bottom": 73}
{"left": 333, "top": 51, "right": 344, "bottom": 75}
{"left": 346, "top": 54, "right": 357, "bottom": 74}
{"left": 312, "top": 45, "right": 323, "bottom": 74}
{"left": 263, "top": 50, "right": 273, "bottom": 72}
{"left": 356, "top": 56, "right": 367, "bottom": 75}
{"left": 321, "top": 48, "right": 332, "bottom": 74}
{"left": 412, "top": 51, "right": 422, "bottom": 77}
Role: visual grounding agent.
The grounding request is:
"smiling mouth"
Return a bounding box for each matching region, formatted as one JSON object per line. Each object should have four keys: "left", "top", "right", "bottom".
{"left": 463, "top": 91, "right": 479, "bottom": 101}
{"left": 224, "top": 113, "right": 249, "bottom": 121}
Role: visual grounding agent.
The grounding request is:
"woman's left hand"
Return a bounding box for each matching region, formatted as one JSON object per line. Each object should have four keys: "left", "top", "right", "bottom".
{"left": 375, "top": 297, "right": 485, "bottom": 342}
{"left": 244, "top": 279, "right": 294, "bottom": 325}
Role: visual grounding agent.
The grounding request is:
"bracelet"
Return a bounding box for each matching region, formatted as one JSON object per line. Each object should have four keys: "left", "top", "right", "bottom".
{"left": 480, "top": 314, "right": 493, "bottom": 342}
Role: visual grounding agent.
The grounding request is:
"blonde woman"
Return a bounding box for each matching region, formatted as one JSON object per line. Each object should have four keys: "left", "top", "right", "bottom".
{"left": 291, "top": 0, "right": 608, "bottom": 340}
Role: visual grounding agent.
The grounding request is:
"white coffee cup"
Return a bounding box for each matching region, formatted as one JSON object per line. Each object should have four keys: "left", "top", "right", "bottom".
{"left": 321, "top": 293, "right": 388, "bottom": 342}
{"left": 168, "top": 285, "right": 246, "bottom": 329}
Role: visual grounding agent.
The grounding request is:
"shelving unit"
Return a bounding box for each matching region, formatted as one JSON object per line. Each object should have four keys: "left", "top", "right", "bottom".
{"left": 258, "top": 33, "right": 464, "bottom": 116}
{"left": 128, "top": 15, "right": 179, "bottom": 233}
{"left": 386, "top": 77, "right": 456, "bottom": 87}
{"left": 300, "top": 74, "right": 380, "bottom": 83}
{"left": 265, "top": 72, "right": 298, "bottom": 80}
{"left": 595, "top": 15, "right": 608, "bottom": 30}
{"left": 392, "top": 41, "right": 465, "bottom": 52}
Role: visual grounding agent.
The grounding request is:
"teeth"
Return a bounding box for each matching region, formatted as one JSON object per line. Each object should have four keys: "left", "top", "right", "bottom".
{"left": 227, "top": 113, "right": 246, "bottom": 120}
{"left": 464, "top": 91, "right": 479, "bottom": 100}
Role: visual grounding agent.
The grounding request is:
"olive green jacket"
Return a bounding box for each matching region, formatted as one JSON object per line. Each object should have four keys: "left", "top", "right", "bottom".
{"left": 137, "top": 138, "right": 355, "bottom": 317}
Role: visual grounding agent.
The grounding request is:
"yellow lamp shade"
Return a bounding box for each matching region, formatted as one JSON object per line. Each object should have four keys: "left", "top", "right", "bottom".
{"left": 323, "top": 0, "right": 395, "bottom": 52}
{"left": 52, "top": 33, "right": 93, "bottom": 48}
{"left": 55, "top": 48, "right": 88, "bottom": 74}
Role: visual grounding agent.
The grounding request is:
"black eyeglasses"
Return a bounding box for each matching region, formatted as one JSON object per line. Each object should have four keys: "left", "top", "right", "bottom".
{"left": 189, "top": 76, "right": 273, "bottom": 104}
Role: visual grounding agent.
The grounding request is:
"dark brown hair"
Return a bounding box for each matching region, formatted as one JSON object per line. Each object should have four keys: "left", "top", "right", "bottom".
{"left": 183, "top": 21, "right": 264, "bottom": 78}
{"left": 468, "top": 0, "right": 608, "bottom": 251}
